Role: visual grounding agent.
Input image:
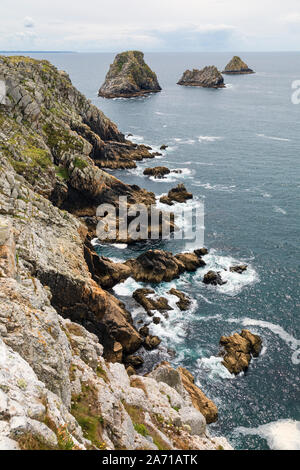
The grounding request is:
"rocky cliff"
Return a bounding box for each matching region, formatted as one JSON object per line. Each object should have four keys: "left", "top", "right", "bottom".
{"left": 99, "top": 51, "right": 161, "bottom": 98}
{"left": 0, "top": 56, "right": 232, "bottom": 451}
{"left": 177, "top": 66, "right": 225, "bottom": 88}
{"left": 222, "top": 56, "right": 254, "bottom": 74}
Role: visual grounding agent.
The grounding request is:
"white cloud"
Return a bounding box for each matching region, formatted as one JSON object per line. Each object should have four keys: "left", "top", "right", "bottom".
{"left": 24, "top": 16, "right": 35, "bottom": 28}
{"left": 0, "top": 1, "right": 299, "bottom": 51}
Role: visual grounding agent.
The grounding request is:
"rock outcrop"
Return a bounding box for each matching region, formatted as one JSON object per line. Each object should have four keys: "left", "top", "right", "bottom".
{"left": 230, "top": 264, "right": 248, "bottom": 274}
{"left": 125, "top": 249, "right": 206, "bottom": 283}
{"left": 169, "top": 289, "right": 191, "bottom": 311}
{"left": 133, "top": 288, "right": 172, "bottom": 316}
{"left": 220, "top": 330, "right": 262, "bottom": 375}
{"left": 143, "top": 166, "right": 171, "bottom": 178}
{"left": 177, "top": 66, "right": 225, "bottom": 88}
{"left": 160, "top": 183, "right": 193, "bottom": 205}
{"left": 203, "top": 271, "right": 226, "bottom": 286}
{"left": 222, "top": 56, "right": 254, "bottom": 74}
{"left": 98, "top": 51, "right": 161, "bottom": 98}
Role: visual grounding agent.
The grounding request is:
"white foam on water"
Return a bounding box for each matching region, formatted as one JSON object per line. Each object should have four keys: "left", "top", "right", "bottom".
{"left": 127, "top": 134, "right": 144, "bottom": 143}
{"left": 273, "top": 206, "right": 287, "bottom": 215}
{"left": 198, "top": 135, "right": 223, "bottom": 143}
{"left": 197, "top": 355, "right": 235, "bottom": 380}
{"left": 148, "top": 168, "right": 194, "bottom": 183}
{"left": 112, "top": 243, "right": 128, "bottom": 249}
{"left": 234, "top": 420, "right": 300, "bottom": 450}
{"left": 191, "top": 182, "right": 236, "bottom": 192}
{"left": 227, "top": 318, "right": 300, "bottom": 351}
{"left": 256, "top": 133, "right": 290, "bottom": 142}
{"left": 112, "top": 277, "right": 142, "bottom": 296}
{"left": 193, "top": 249, "right": 259, "bottom": 296}
{"left": 91, "top": 238, "right": 100, "bottom": 246}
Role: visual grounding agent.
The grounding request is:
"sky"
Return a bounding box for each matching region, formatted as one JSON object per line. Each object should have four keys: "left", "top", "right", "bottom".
{"left": 1, "top": 0, "right": 300, "bottom": 52}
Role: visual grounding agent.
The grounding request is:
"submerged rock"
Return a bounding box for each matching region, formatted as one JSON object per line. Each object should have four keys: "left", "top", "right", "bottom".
{"left": 98, "top": 50, "right": 161, "bottom": 98}
{"left": 203, "top": 270, "right": 226, "bottom": 286}
{"left": 160, "top": 183, "right": 193, "bottom": 205}
{"left": 222, "top": 56, "right": 254, "bottom": 74}
{"left": 220, "top": 329, "right": 262, "bottom": 375}
{"left": 177, "top": 66, "right": 225, "bottom": 88}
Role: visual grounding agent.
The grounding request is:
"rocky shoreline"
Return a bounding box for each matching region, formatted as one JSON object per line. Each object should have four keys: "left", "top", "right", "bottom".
{"left": 0, "top": 55, "right": 237, "bottom": 451}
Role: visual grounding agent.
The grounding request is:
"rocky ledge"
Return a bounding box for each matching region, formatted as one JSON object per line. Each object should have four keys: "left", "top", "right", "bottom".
{"left": 222, "top": 56, "right": 255, "bottom": 74}
{"left": 177, "top": 66, "right": 225, "bottom": 89}
{"left": 99, "top": 51, "right": 161, "bottom": 98}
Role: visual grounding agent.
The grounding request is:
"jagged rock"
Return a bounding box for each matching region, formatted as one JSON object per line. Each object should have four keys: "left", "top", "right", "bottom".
{"left": 126, "top": 249, "right": 205, "bottom": 283}
{"left": 177, "top": 66, "right": 225, "bottom": 88}
{"left": 168, "top": 289, "right": 191, "bottom": 311}
{"left": 230, "top": 264, "right": 248, "bottom": 274}
{"left": 220, "top": 329, "right": 262, "bottom": 375}
{"left": 126, "top": 366, "right": 136, "bottom": 377}
{"left": 124, "top": 355, "right": 144, "bottom": 368}
{"left": 203, "top": 270, "right": 226, "bottom": 286}
{"left": 149, "top": 362, "right": 218, "bottom": 425}
{"left": 133, "top": 288, "right": 172, "bottom": 316}
{"left": 159, "top": 183, "right": 193, "bottom": 205}
{"left": 144, "top": 335, "right": 161, "bottom": 350}
{"left": 84, "top": 241, "right": 131, "bottom": 288}
{"left": 153, "top": 317, "right": 161, "bottom": 324}
{"left": 194, "top": 248, "right": 208, "bottom": 257}
{"left": 222, "top": 56, "right": 254, "bottom": 74}
{"left": 160, "top": 145, "right": 168, "bottom": 150}
{"left": 98, "top": 51, "right": 161, "bottom": 98}
{"left": 143, "top": 166, "right": 171, "bottom": 178}
{"left": 139, "top": 326, "right": 150, "bottom": 337}
{"left": 175, "top": 252, "right": 206, "bottom": 271}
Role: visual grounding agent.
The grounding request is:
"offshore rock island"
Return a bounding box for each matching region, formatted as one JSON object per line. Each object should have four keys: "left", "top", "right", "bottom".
{"left": 177, "top": 66, "right": 225, "bottom": 88}
{"left": 0, "top": 55, "right": 234, "bottom": 451}
{"left": 98, "top": 51, "right": 162, "bottom": 98}
{"left": 222, "top": 56, "right": 255, "bottom": 74}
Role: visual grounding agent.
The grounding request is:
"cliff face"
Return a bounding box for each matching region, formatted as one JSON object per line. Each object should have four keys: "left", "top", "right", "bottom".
{"left": 222, "top": 56, "right": 254, "bottom": 74}
{"left": 177, "top": 66, "right": 225, "bottom": 89}
{"left": 99, "top": 51, "right": 161, "bottom": 98}
{"left": 0, "top": 56, "right": 232, "bottom": 451}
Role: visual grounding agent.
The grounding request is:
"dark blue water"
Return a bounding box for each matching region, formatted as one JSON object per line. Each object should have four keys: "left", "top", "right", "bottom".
{"left": 10, "top": 52, "right": 300, "bottom": 449}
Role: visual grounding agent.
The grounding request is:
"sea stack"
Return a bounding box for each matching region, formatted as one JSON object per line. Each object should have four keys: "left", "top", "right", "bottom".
{"left": 177, "top": 66, "right": 225, "bottom": 88}
{"left": 98, "top": 50, "right": 161, "bottom": 98}
{"left": 222, "top": 56, "right": 254, "bottom": 74}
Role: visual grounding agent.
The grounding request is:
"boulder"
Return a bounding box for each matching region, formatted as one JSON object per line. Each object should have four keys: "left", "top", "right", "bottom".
{"left": 220, "top": 329, "right": 262, "bottom": 375}
{"left": 144, "top": 335, "right": 161, "bottom": 350}
{"left": 177, "top": 66, "right": 225, "bottom": 88}
{"left": 230, "top": 264, "right": 248, "bottom": 274}
{"left": 222, "top": 56, "right": 254, "bottom": 74}
{"left": 133, "top": 288, "right": 172, "bottom": 315}
{"left": 175, "top": 252, "right": 206, "bottom": 271}
{"left": 139, "top": 325, "right": 150, "bottom": 337}
{"left": 125, "top": 355, "right": 144, "bottom": 368}
{"left": 98, "top": 50, "right": 161, "bottom": 98}
{"left": 159, "top": 183, "right": 193, "bottom": 205}
{"left": 203, "top": 270, "right": 226, "bottom": 286}
{"left": 143, "top": 166, "right": 170, "bottom": 178}
{"left": 168, "top": 288, "right": 191, "bottom": 311}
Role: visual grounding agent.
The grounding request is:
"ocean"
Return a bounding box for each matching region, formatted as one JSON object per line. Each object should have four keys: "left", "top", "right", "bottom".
{"left": 7, "top": 51, "right": 300, "bottom": 450}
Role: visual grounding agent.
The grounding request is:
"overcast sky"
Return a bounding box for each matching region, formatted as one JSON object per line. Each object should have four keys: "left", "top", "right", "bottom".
{"left": 1, "top": 0, "right": 300, "bottom": 52}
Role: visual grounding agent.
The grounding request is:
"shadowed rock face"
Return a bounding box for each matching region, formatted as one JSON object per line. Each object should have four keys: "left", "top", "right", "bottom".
{"left": 177, "top": 66, "right": 225, "bottom": 88}
{"left": 220, "top": 329, "right": 262, "bottom": 375}
{"left": 99, "top": 51, "right": 162, "bottom": 98}
{"left": 160, "top": 183, "right": 193, "bottom": 205}
{"left": 222, "top": 56, "right": 255, "bottom": 74}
